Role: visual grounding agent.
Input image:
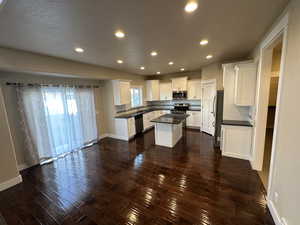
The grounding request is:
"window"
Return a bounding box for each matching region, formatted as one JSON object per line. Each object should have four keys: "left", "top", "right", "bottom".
{"left": 18, "top": 86, "right": 98, "bottom": 163}
{"left": 130, "top": 87, "right": 143, "bottom": 108}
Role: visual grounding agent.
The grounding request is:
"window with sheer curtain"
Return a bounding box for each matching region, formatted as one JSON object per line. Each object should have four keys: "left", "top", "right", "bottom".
{"left": 17, "top": 86, "right": 98, "bottom": 164}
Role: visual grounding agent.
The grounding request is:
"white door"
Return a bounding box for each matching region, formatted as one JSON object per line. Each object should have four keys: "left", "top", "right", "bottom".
{"left": 201, "top": 80, "right": 216, "bottom": 135}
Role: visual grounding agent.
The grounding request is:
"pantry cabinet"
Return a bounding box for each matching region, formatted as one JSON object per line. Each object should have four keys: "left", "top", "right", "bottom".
{"left": 112, "top": 80, "right": 131, "bottom": 105}
{"left": 159, "top": 82, "right": 172, "bottom": 100}
{"left": 234, "top": 63, "right": 257, "bottom": 106}
{"left": 187, "top": 80, "right": 202, "bottom": 100}
{"left": 146, "top": 80, "right": 160, "bottom": 101}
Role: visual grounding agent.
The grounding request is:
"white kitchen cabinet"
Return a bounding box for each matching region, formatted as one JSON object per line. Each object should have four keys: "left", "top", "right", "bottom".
{"left": 234, "top": 63, "right": 257, "bottom": 106}
{"left": 221, "top": 125, "right": 252, "bottom": 160}
{"left": 186, "top": 110, "right": 201, "bottom": 128}
{"left": 159, "top": 82, "right": 172, "bottom": 100}
{"left": 146, "top": 80, "right": 160, "bottom": 101}
{"left": 143, "top": 110, "right": 170, "bottom": 131}
{"left": 114, "top": 117, "right": 136, "bottom": 141}
{"left": 112, "top": 80, "right": 131, "bottom": 105}
{"left": 187, "top": 80, "right": 202, "bottom": 100}
{"left": 143, "top": 111, "right": 155, "bottom": 130}
{"left": 171, "top": 77, "right": 188, "bottom": 91}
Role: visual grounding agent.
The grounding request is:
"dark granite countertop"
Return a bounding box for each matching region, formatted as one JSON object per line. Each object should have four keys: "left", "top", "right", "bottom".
{"left": 222, "top": 120, "right": 253, "bottom": 127}
{"left": 151, "top": 114, "right": 189, "bottom": 124}
{"left": 187, "top": 108, "right": 201, "bottom": 111}
{"left": 115, "top": 108, "right": 172, "bottom": 119}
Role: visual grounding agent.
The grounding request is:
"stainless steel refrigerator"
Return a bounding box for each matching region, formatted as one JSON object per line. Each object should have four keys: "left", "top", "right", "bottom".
{"left": 214, "top": 90, "right": 224, "bottom": 148}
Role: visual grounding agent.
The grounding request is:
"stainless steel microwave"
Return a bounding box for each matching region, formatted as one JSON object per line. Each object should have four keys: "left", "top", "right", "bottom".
{"left": 172, "top": 91, "right": 187, "bottom": 100}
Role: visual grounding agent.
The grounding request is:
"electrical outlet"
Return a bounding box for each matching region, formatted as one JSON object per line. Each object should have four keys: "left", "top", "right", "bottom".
{"left": 274, "top": 192, "right": 279, "bottom": 203}
{"left": 281, "top": 217, "right": 288, "bottom": 225}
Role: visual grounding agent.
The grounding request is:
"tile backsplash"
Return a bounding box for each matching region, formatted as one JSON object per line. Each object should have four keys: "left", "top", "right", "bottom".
{"left": 115, "top": 99, "right": 201, "bottom": 114}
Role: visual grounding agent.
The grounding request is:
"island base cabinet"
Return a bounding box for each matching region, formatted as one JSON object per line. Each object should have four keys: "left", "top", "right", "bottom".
{"left": 221, "top": 125, "right": 252, "bottom": 160}
{"left": 154, "top": 122, "right": 182, "bottom": 148}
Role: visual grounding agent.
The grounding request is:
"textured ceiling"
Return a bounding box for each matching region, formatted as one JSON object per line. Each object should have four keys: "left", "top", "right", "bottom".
{"left": 0, "top": 0, "right": 289, "bottom": 75}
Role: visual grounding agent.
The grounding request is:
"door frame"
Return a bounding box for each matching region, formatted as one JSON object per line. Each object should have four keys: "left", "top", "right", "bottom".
{"left": 251, "top": 13, "right": 289, "bottom": 202}
{"left": 200, "top": 79, "right": 217, "bottom": 135}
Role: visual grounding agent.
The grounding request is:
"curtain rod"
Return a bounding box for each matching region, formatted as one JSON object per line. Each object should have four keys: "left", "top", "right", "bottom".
{"left": 5, "top": 82, "right": 99, "bottom": 88}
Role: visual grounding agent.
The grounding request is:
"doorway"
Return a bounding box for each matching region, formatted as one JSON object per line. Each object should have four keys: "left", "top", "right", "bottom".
{"left": 258, "top": 41, "right": 282, "bottom": 189}
{"left": 200, "top": 79, "right": 216, "bottom": 136}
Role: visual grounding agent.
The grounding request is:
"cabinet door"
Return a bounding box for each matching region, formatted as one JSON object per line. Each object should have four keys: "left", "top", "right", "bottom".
{"left": 160, "top": 82, "right": 172, "bottom": 100}
{"left": 221, "top": 125, "right": 252, "bottom": 160}
{"left": 128, "top": 118, "right": 136, "bottom": 137}
{"left": 186, "top": 111, "right": 194, "bottom": 127}
{"left": 234, "top": 63, "right": 257, "bottom": 106}
{"left": 172, "top": 77, "right": 188, "bottom": 91}
{"left": 120, "top": 81, "right": 131, "bottom": 105}
{"left": 188, "top": 80, "right": 201, "bottom": 100}
{"left": 147, "top": 80, "right": 160, "bottom": 101}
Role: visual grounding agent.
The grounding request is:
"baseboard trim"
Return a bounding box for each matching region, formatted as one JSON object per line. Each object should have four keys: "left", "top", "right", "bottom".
{"left": 222, "top": 152, "right": 250, "bottom": 161}
{"left": 0, "top": 175, "right": 22, "bottom": 192}
{"left": 267, "top": 199, "right": 282, "bottom": 225}
{"left": 108, "top": 134, "right": 129, "bottom": 141}
{"left": 18, "top": 163, "right": 29, "bottom": 171}
{"left": 99, "top": 134, "right": 109, "bottom": 140}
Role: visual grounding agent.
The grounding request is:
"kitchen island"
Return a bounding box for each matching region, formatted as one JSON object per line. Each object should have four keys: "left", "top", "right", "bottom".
{"left": 151, "top": 114, "right": 189, "bottom": 148}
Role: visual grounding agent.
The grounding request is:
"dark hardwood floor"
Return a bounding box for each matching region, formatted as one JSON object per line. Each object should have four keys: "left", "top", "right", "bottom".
{"left": 0, "top": 129, "right": 275, "bottom": 225}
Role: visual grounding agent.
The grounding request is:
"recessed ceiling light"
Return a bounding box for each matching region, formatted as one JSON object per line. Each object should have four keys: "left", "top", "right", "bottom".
{"left": 115, "top": 30, "right": 125, "bottom": 38}
{"left": 140, "top": 66, "right": 145, "bottom": 70}
{"left": 151, "top": 51, "right": 158, "bottom": 56}
{"left": 168, "top": 61, "right": 174, "bottom": 65}
{"left": 156, "top": 72, "right": 161, "bottom": 75}
{"left": 74, "top": 47, "right": 84, "bottom": 53}
{"left": 117, "top": 60, "right": 123, "bottom": 64}
{"left": 206, "top": 55, "right": 213, "bottom": 59}
{"left": 180, "top": 68, "right": 185, "bottom": 71}
{"left": 185, "top": 1, "right": 198, "bottom": 13}
{"left": 200, "top": 39, "right": 209, "bottom": 46}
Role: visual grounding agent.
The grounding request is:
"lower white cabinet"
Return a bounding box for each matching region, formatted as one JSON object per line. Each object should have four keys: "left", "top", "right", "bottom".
{"left": 143, "top": 110, "right": 170, "bottom": 131}
{"left": 114, "top": 117, "right": 136, "bottom": 141}
{"left": 221, "top": 125, "right": 252, "bottom": 160}
{"left": 186, "top": 110, "right": 201, "bottom": 128}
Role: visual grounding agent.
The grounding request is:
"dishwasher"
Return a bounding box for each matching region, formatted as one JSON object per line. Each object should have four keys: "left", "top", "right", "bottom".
{"left": 135, "top": 114, "right": 144, "bottom": 135}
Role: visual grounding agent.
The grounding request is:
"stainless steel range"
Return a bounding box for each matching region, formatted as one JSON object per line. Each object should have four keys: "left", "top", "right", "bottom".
{"left": 171, "top": 103, "right": 189, "bottom": 128}
{"left": 171, "top": 103, "right": 190, "bottom": 114}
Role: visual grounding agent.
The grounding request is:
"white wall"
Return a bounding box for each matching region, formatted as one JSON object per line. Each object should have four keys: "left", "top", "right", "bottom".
{"left": 267, "top": 1, "right": 300, "bottom": 224}
{"left": 252, "top": 1, "right": 299, "bottom": 224}
{"left": 201, "top": 63, "right": 223, "bottom": 90}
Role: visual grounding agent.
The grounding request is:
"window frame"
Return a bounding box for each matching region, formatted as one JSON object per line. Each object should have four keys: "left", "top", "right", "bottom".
{"left": 130, "top": 86, "right": 143, "bottom": 108}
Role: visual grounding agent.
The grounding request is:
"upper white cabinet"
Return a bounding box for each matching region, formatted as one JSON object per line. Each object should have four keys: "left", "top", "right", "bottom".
{"left": 159, "top": 82, "right": 172, "bottom": 100}
{"left": 112, "top": 80, "right": 131, "bottom": 105}
{"left": 171, "top": 77, "right": 188, "bottom": 91}
{"left": 187, "top": 80, "right": 202, "bottom": 100}
{"left": 234, "top": 63, "right": 257, "bottom": 106}
{"left": 146, "top": 80, "right": 160, "bottom": 101}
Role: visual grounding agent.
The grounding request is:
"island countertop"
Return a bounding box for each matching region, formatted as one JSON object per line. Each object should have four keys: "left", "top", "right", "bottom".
{"left": 151, "top": 114, "right": 189, "bottom": 124}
